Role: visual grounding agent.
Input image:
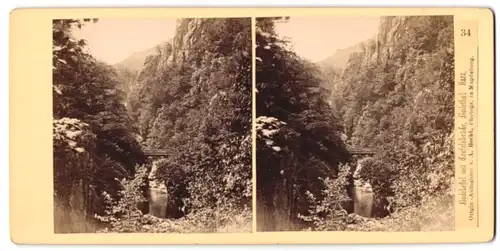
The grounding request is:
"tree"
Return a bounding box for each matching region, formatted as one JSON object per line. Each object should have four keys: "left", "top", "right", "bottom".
{"left": 256, "top": 17, "right": 351, "bottom": 231}
{"left": 127, "top": 18, "right": 252, "bottom": 222}
{"left": 53, "top": 19, "right": 145, "bottom": 232}
{"left": 327, "top": 16, "right": 454, "bottom": 220}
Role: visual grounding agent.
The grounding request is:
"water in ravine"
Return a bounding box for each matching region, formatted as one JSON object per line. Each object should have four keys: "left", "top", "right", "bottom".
{"left": 148, "top": 188, "right": 168, "bottom": 218}
{"left": 353, "top": 186, "right": 374, "bottom": 217}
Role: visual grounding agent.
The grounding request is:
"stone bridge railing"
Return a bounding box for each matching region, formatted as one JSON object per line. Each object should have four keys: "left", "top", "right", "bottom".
{"left": 144, "top": 149, "right": 170, "bottom": 156}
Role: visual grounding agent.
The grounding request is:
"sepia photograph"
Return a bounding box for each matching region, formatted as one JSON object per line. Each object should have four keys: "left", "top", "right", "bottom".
{"left": 52, "top": 18, "right": 252, "bottom": 233}
{"left": 256, "top": 16, "right": 455, "bottom": 232}
{"left": 9, "top": 6, "right": 496, "bottom": 244}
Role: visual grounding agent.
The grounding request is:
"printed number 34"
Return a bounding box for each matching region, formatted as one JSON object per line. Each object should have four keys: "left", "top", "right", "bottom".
{"left": 461, "top": 29, "right": 472, "bottom": 37}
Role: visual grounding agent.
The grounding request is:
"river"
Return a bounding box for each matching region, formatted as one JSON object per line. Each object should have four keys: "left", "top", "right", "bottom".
{"left": 353, "top": 186, "right": 374, "bottom": 217}
{"left": 149, "top": 183, "right": 373, "bottom": 219}
{"left": 148, "top": 188, "right": 168, "bottom": 218}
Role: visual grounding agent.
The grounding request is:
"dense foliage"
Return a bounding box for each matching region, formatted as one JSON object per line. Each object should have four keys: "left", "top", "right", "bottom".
{"left": 97, "top": 165, "right": 251, "bottom": 233}
{"left": 327, "top": 16, "right": 455, "bottom": 220}
{"left": 256, "top": 17, "right": 351, "bottom": 231}
{"left": 53, "top": 19, "right": 146, "bottom": 233}
{"left": 54, "top": 16, "right": 455, "bottom": 233}
{"left": 124, "top": 18, "right": 252, "bottom": 229}
{"left": 54, "top": 18, "right": 252, "bottom": 233}
{"left": 256, "top": 16, "right": 454, "bottom": 232}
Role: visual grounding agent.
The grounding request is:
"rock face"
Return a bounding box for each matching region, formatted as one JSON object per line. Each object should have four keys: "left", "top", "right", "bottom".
{"left": 317, "top": 17, "right": 410, "bottom": 71}
{"left": 112, "top": 19, "right": 209, "bottom": 219}
{"left": 127, "top": 18, "right": 251, "bottom": 143}
{"left": 317, "top": 43, "right": 364, "bottom": 70}
{"left": 117, "top": 18, "right": 251, "bottom": 220}
{"left": 317, "top": 16, "right": 412, "bottom": 71}
{"left": 131, "top": 19, "right": 205, "bottom": 86}
{"left": 113, "top": 41, "right": 172, "bottom": 104}
{"left": 114, "top": 43, "right": 168, "bottom": 73}
{"left": 346, "top": 16, "right": 442, "bottom": 70}
{"left": 319, "top": 17, "right": 421, "bottom": 219}
{"left": 130, "top": 41, "right": 174, "bottom": 98}
{"left": 317, "top": 17, "right": 414, "bottom": 76}
{"left": 375, "top": 16, "right": 408, "bottom": 60}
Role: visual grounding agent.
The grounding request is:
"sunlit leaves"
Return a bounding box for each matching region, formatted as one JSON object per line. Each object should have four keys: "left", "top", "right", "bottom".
{"left": 53, "top": 117, "right": 91, "bottom": 153}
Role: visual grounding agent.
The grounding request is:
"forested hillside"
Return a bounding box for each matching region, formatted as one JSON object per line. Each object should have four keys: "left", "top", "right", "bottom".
{"left": 125, "top": 17, "right": 252, "bottom": 232}
{"left": 257, "top": 16, "right": 454, "bottom": 231}
{"left": 317, "top": 43, "right": 364, "bottom": 71}
{"left": 53, "top": 18, "right": 252, "bottom": 233}
{"left": 114, "top": 44, "right": 163, "bottom": 73}
{"left": 256, "top": 17, "right": 351, "bottom": 231}
{"left": 53, "top": 19, "right": 146, "bottom": 233}
{"left": 327, "top": 16, "right": 455, "bottom": 230}
{"left": 113, "top": 43, "right": 167, "bottom": 105}
{"left": 53, "top": 16, "right": 454, "bottom": 233}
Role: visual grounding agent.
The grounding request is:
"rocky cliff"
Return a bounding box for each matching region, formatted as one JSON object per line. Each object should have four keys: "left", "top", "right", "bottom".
{"left": 113, "top": 41, "right": 172, "bottom": 104}
{"left": 317, "top": 43, "right": 364, "bottom": 70}
{"left": 117, "top": 18, "right": 252, "bottom": 219}
{"left": 126, "top": 18, "right": 251, "bottom": 143}
{"left": 342, "top": 16, "right": 450, "bottom": 71}
{"left": 324, "top": 15, "right": 454, "bottom": 221}
{"left": 317, "top": 17, "right": 411, "bottom": 71}
{"left": 131, "top": 18, "right": 208, "bottom": 85}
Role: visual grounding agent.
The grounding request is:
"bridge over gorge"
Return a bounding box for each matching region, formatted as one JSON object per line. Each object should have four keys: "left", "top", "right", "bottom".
{"left": 143, "top": 148, "right": 375, "bottom": 157}
{"left": 143, "top": 149, "right": 170, "bottom": 156}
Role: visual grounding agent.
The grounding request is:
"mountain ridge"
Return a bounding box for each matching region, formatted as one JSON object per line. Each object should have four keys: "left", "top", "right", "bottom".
{"left": 113, "top": 41, "right": 171, "bottom": 72}
{"left": 316, "top": 42, "right": 365, "bottom": 70}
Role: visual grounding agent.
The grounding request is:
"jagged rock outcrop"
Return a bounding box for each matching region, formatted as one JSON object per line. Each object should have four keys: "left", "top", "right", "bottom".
{"left": 128, "top": 41, "right": 174, "bottom": 100}
{"left": 119, "top": 18, "right": 252, "bottom": 220}
{"left": 114, "top": 41, "right": 173, "bottom": 104}
{"left": 323, "top": 15, "right": 454, "bottom": 224}
{"left": 318, "top": 17, "right": 411, "bottom": 72}
{"left": 318, "top": 16, "right": 412, "bottom": 71}
{"left": 131, "top": 19, "right": 208, "bottom": 85}
{"left": 317, "top": 43, "right": 364, "bottom": 70}
{"left": 128, "top": 18, "right": 251, "bottom": 144}
{"left": 344, "top": 16, "right": 449, "bottom": 71}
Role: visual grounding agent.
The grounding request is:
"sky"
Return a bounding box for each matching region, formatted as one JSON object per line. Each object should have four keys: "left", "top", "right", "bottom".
{"left": 72, "top": 19, "right": 178, "bottom": 64}
{"left": 71, "top": 17, "right": 380, "bottom": 65}
{"left": 274, "top": 16, "right": 381, "bottom": 62}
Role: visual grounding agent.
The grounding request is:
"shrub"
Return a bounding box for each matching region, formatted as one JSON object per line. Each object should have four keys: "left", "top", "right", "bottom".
{"left": 96, "top": 164, "right": 252, "bottom": 233}
{"left": 96, "top": 165, "right": 148, "bottom": 233}
{"left": 298, "top": 163, "right": 351, "bottom": 231}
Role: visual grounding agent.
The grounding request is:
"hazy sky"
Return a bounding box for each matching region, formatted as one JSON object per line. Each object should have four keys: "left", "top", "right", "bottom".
{"left": 274, "top": 16, "right": 381, "bottom": 62}
{"left": 72, "top": 19, "right": 178, "bottom": 64}
{"left": 71, "top": 17, "right": 380, "bottom": 65}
